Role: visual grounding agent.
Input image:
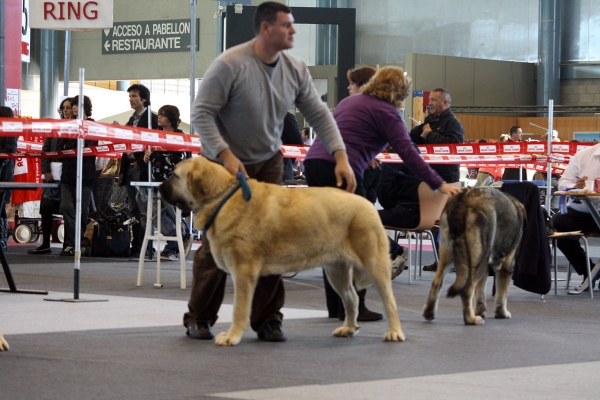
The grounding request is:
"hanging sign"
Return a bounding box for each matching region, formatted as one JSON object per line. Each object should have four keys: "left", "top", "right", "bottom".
{"left": 29, "top": 0, "right": 113, "bottom": 31}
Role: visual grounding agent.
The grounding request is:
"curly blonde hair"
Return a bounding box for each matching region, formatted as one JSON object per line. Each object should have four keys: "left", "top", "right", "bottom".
{"left": 360, "top": 66, "right": 412, "bottom": 108}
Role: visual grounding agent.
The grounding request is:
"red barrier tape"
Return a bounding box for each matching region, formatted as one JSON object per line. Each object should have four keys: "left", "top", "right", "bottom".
{"left": 0, "top": 118, "right": 594, "bottom": 174}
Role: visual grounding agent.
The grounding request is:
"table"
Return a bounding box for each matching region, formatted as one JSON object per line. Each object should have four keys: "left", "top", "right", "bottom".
{"left": 554, "top": 191, "right": 600, "bottom": 295}
{"left": 0, "top": 182, "right": 59, "bottom": 295}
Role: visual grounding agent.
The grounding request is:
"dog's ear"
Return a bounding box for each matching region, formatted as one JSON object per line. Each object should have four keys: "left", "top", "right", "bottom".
{"left": 187, "top": 168, "right": 205, "bottom": 199}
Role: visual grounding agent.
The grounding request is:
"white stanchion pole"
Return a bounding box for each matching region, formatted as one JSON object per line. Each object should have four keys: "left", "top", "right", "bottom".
{"left": 45, "top": 68, "right": 107, "bottom": 303}
{"left": 546, "top": 100, "right": 554, "bottom": 213}
{"left": 73, "top": 68, "right": 85, "bottom": 299}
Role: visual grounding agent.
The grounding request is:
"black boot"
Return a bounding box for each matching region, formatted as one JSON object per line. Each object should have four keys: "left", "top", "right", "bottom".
{"left": 357, "top": 289, "right": 383, "bottom": 321}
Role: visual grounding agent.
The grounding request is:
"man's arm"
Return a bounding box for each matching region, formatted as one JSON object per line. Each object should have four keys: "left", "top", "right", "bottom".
{"left": 420, "top": 118, "right": 464, "bottom": 144}
{"left": 294, "top": 66, "right": 355, "bottom": 192}
{"left": 191, "top": 59, "right": 234, "bottom": 163}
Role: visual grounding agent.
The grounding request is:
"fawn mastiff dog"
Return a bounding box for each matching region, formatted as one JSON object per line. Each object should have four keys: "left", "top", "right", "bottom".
{"left": 0, "top": 330, "right": 8, "bottom": 351}
{"left": 423, "top": 188, "right": 526, "bottom": 325}
{"left": 159, "top": 156, "right": 404, "bottom": 346}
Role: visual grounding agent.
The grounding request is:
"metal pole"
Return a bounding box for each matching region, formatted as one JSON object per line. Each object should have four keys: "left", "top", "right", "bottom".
{"left": 73, "top": 68, "right": 85, "bottom": 299}
{"left": 189, "top": 0, "right": 196, "bottom": 134}
{"left": 216, "top": 1, "right": 224, "bottom": 56}
{"left": 63, "top": 31, "right": 71, "bottom": 97}
{"left": 0, "top": 0, "right": 5, "bottom": 106}
{"left": 546, "top": 100, "right": 554, "bottom": 213}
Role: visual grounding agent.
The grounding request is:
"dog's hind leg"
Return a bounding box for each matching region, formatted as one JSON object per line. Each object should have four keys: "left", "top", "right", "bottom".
{"left": 214, "top": 265, "right": 259, "bottom": 346}
{"left": 474, "top": 271, "right": 489, "bottom": 318}
{"left": 423, "top": 223, "right": 453, "bottom": 322}
{"left": 494, "top": 252, "right": 516, "bottom": 319}
{"left": 323, "top": 262, "right": 360, "bottom": 338}
{"left": 460, "top": 275, "right": 486, "bottom": 325}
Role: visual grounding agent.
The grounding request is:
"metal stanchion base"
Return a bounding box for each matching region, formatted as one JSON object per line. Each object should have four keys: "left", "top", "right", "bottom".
{"left": 0, "top": 288, "right": 48, "bottom": 295}
{"left": 43, "top": 298, "right": 109, "bottom": 303}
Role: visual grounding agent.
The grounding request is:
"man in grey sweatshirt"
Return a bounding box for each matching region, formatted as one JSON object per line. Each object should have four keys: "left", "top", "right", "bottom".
{"left": 185, "top": 2, "right": 355, "bottom": 342}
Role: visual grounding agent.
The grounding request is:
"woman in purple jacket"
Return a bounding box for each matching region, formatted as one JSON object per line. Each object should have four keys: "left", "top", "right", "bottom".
{"left": 304, "top": 66, "right": 460, "bottom": 322}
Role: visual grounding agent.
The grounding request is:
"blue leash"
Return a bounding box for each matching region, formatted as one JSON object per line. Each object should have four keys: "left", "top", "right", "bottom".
{"left": 202, "top": 172, "right": 252, "bottom": 235}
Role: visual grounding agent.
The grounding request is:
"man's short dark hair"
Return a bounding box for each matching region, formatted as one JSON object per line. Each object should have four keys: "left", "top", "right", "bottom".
{"left": 509, "top": 126, "right": 521, "bottom": 135}
{"left": 127, "top": 84, "right": 151, "bottom": 107}
{"left": 432, "top": 87, "right": 451, "bottom": 103}
{"left": 253, "top": 2, "right": 291, "bottom": 35}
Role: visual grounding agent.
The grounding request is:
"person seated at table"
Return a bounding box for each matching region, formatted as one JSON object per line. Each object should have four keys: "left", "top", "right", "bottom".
{"left": 0, "top": 106, "right": 18, "bottom": 252}
{"left": 551, "top": 143, "right": 600, "bottom": 292}
{"left": 304, "top": 66, "right": 460, "bottom": 321}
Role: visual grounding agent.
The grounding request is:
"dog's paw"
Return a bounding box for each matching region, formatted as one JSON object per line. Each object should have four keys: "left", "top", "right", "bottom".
{"left": 214, "top": 332, "right": 241, "bottom": 346}
{"left": 332, "top": 326, "right": 359, "bottom": 337}
{"left": 464, "top": 315, "right": 485, "bottom": 325}
{"left": 422, "top": 304, "right": 436, "bottom": 321}
{"left": 383, "top": 330, "right": 405, "bottom": 342}
{"left": 0, "top": 336, "right": 8, "bottom": 351}
{"left": 494, "top": 309, "right": 512, "bottom": 319}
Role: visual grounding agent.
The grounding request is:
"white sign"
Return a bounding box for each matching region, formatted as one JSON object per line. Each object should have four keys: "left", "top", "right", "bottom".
{"left": 29, "top": 0, "right": 113, "bottom": 31}
{"left": 22, "top": 0, "right": 30, "bottom": 62}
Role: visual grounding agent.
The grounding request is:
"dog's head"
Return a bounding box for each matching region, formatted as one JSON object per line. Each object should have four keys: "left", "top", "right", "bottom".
{"left": 159, "top": 156, "right": 236, "bottom": 210}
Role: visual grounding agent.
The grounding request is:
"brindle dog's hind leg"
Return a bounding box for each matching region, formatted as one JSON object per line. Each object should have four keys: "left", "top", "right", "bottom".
{"left": 474, "top": 268, "right": 489, "bottom": 318}
{"left": 423, "top": 224, "right": 453, "bottom": 321}
{"left": 494, "top": 251, "right": 516, "bottom": 319}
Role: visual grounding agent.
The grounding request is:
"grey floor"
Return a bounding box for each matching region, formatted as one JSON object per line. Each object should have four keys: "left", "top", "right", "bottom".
{"left": 1, "top": 239, "right": 599, "bottom": 400}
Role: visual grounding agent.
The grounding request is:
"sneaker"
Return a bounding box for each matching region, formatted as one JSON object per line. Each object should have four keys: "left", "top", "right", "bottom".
{"left": 160, "top": 250, "right": 179, "bottom": 261}
{"left": 186, "top": 321, "right": 214, "bottom": 340}
{"left": 60, "top": 247, "right": 74, "bottom": 256}
{"left": 28, "top": 246, "right": 52, "bottom": 255}
{"left": 391, "top": 254, "right": 406, "bottom": 280}
{"left": 257, "top": 321, "right": 287, "bottom": 342}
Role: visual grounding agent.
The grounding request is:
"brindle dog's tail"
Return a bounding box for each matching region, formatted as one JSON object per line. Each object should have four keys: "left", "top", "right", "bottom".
{"left": 445, "top": 191, "right": 496, "bottom": 298}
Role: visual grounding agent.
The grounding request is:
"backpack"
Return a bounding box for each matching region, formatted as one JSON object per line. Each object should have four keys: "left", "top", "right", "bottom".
{"left": 88, "top": 211, "right": 131, "bottom": 257}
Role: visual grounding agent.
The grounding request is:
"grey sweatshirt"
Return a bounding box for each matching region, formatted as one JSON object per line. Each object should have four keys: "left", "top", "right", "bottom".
{"left": 191, "top": 39, "right": 345, "bottom": 164}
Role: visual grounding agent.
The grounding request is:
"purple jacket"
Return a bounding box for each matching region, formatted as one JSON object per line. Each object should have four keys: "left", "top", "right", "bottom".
{"left": 304, "top": 93, "right": 444, "bottom": 189}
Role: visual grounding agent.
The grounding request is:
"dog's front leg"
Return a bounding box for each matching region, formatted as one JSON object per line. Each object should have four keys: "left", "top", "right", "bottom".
{"left": 214, "top": 268, "right": 258, "bottom": 346}
{"left": 0, "top": 330, "right": 8, "bottom": 351}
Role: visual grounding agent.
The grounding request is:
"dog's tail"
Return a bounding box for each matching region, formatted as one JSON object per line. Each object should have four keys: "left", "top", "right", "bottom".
{"left": 446, "top": 200, "right": 495, "bottom": 298}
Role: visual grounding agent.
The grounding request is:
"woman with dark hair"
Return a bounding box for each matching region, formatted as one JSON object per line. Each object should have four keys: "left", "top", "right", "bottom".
{"left": 28, "top": 98, "right": 71, "bottom": 254}
{"left": 0, "top": 107, "right": 18, "bottom": 251}
{"left": 143, "top": 105, "right": 189, "bottom": 261}
{"left": 57, "top": 97, "right": 73, "bottom": 119}
{"left": 304, "top": 66, "right": 461, "bottom": 322}
{"left": 56, "top": 95, "right": 97, "bottom": 256}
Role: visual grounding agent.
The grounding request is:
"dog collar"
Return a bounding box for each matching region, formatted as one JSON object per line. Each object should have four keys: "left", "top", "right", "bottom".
{"left": 201, "top": 172, "right": 252, "bottom": 236}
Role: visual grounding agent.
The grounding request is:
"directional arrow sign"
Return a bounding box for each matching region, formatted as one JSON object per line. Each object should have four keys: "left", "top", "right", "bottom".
{"left": 102, "top": 19, "right": 199, "bottom": 55}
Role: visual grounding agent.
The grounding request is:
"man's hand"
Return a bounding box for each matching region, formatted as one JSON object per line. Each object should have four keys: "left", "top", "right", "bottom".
{"left": 118, "top": 173, "right": 123, "bottom": 186}
{"left": 438, "top": 183, "right": 461, "bottom": 196}
{"left": 333, "top": 150, "right": 356, "bottom": 193}
{"left": 576, "top": 175, "right": 588, "bottom": 189}
{"left": 420, "top": 123, "right": 432, "bottom": 139}
{"left": 218, "top": 148, "right": 248, "bottom": 178}
{"left": 43, "top": 172, "right": 53, "bottom": 181}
